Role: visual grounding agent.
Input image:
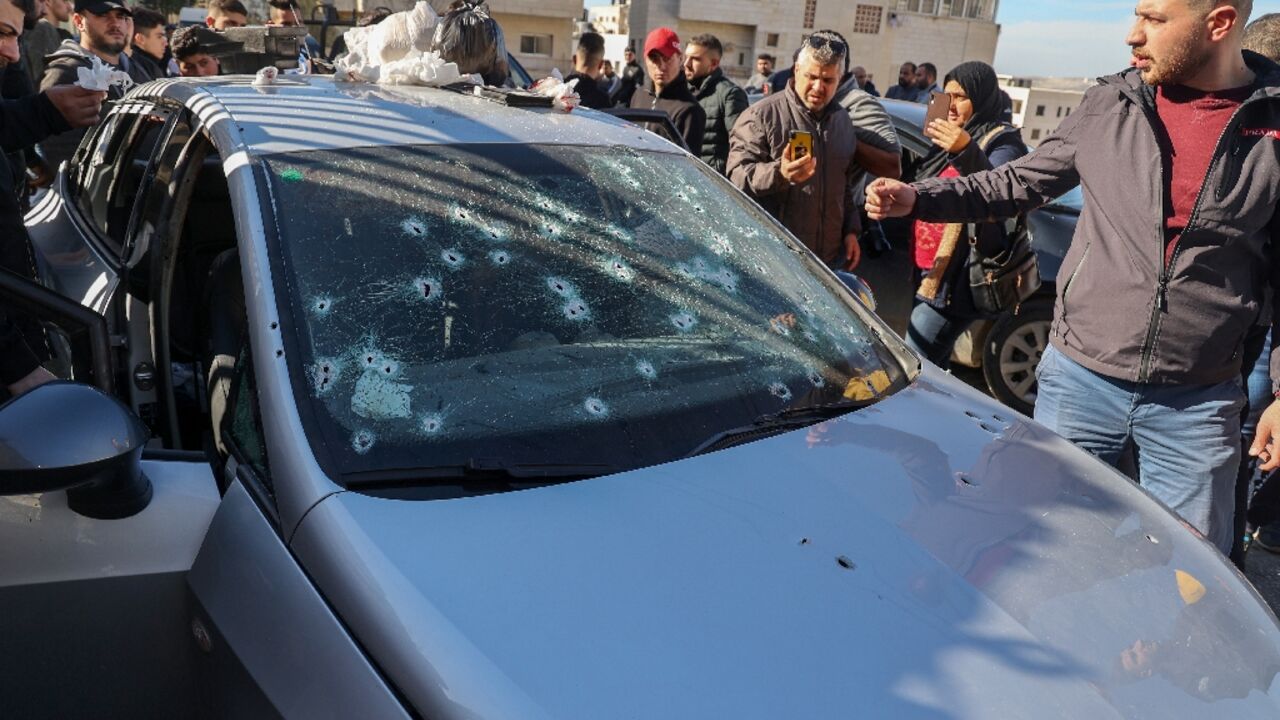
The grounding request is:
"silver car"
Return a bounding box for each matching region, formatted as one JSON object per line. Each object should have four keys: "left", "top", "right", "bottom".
{"left": 1, "top": 76, "right": 1278, "bottom": 718}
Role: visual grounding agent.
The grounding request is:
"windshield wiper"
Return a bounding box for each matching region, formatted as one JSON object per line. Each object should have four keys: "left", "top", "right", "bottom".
{"left": 685, "top": 398, "right": 882, "bottom": 459}
{"left": 344, "top": 459, "right": 617, "bottom": 490}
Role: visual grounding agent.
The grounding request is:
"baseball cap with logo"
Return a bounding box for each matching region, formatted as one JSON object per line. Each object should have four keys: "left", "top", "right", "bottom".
{"left": 643, "top": 27, "right": 681, "bottom": 59}
{"left": 74, "top": 0, "right": 132, "bottom": 15}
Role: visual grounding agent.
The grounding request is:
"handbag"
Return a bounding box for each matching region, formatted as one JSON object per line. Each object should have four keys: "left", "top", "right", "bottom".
{"left": 966, "top": 217, "right": 1041, "bottom": 315}
{"left": 964, "top": 125, "right": 1041, "bottom": 315}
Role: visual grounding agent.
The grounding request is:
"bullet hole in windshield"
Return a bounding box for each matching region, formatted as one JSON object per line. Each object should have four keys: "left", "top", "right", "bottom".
{"left": 807, "top": 369, "right": 825, "bottom": 388}
{"left": 671, "top": 311, "right": 697, "bottom": 332}
{"left": 420, "top": 413, "right": 445, "bottom": 436}
{"left": 312, "top": 358, "right": 342, "bottom": 395}
{"left": 547, "top": 277, "right": 577, "bottom": 297}
{"left": 835, "top": 556, "right": 856, "bottom": 570}
{"left": 413, "top": 276, "right": 441, "bottom": 301}
{"left": 441, "top": 249, "right": 465, "bottom": 268}
{"left": 584, "top": 397, "right": 610, "bottom": 418}
{"left": 489, "top": 250, "right": 511, "bottom": 266}
{"left": 769, "top": 382, "right": 793, "bottom": 401}
{"left": 352, "top": 429, "right": 376, "bottom": 454}
{"left": 636, "top": 359, "right": 657, "bottom": 381}
{"left": 311, "top": 296, "right": 334, "bottom": 317}
{"left": 563, "top": 298, "right": 590, "bottom": 321}
{"left": 604, "top": 258, "right": 635, "bottom": 282}
{"left": 401, "top": 217, "right": 427, "bottom": 237}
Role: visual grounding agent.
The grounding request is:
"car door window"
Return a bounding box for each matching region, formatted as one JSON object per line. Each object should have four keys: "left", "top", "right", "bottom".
{"left": 125, "top": 113, "right": 194, "bottom": 270}
{"left": 70, "top": 102, "right": 174, "bottom": 256}
{"left": 224, "top": 346, "right": 272, "bottom": 494}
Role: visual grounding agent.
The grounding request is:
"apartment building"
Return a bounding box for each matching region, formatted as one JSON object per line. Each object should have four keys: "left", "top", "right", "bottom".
{"left": 621, "top": 0, "right": 1001, "bottom": 85}
{"left": 998, "top": 76, "right": 1086, "bottom": 147}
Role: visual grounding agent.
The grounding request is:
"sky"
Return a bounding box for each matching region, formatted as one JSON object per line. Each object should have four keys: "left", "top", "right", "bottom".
{"left": 583, "top": 0, "right": 1280, "bottom": 78}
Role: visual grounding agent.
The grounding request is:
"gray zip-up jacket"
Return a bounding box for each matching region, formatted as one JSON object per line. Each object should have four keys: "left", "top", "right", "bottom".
{"left": 911, "top": 51, "right": 1280, "bottom": 391}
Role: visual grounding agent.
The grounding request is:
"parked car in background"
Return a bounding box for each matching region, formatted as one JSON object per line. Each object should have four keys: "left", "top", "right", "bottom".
{"left": 861, "top": 98, "right": 1080, "bottom": 416}
{"left": 2, "top": 76, "right": 1277, "bottom": 719}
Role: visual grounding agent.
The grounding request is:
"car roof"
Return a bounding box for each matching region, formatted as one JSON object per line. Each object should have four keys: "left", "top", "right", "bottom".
{"left": 132, "top": 75, "right": 681, "bottom": 157}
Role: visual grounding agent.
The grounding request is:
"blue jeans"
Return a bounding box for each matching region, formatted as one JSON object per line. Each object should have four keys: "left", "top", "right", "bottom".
{"left": 1034, "top": 345, "right": 1245, "bottom": 554}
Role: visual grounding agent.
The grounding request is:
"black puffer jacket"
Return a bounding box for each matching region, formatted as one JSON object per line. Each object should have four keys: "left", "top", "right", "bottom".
{"left": 630, "top": 73, "right": 706, "bottom": 158}
{"left": 689, "top": 68, "right": 748, "bottom": 173}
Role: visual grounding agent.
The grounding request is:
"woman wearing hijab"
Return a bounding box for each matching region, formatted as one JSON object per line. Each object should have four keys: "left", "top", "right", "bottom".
{"left": 906, "top": 60, "right": 1028, "bottom": 368}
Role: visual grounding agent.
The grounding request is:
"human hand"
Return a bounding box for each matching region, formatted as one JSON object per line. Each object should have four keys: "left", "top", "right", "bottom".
{"left": 44, "top": 85, "right": 108, "bottom": 128}
{"left": 865, "top": 178, "right": 917, "bottom": 220}
{"left": 7, "top": 366, "right": 56, "bottom": 397}
{"left": 1251, "top": 402, "right": 1280, "bottom": 471}
{"left": 925, "top": 118, "right": 971, "bottom": 154}
{"left": 780, "top": 143, "right": 817, "bottom": 185}
{"left": 843, "top": 232, "right": 860, "bottom": 271}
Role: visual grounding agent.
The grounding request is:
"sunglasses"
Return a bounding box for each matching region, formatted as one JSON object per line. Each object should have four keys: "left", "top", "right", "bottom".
{"left": 804, "top": 34, "right": 847, "bottom": 57}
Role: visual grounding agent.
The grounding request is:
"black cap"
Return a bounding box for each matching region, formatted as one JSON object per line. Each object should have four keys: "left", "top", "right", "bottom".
{"left": 74, "top": 0, "right": 132, "bottom": 16}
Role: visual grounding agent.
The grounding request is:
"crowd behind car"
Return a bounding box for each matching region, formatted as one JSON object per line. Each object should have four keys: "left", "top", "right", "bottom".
{"left": 3, "top": 0, "right": 1280, "bottom": 573}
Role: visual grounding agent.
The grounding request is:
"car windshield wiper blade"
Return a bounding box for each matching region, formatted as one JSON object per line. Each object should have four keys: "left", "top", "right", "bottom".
{"left": 343, "top": 460, "right": 617, "bottom": 489}
{"left": 685, "top": 398, "right": 882, "bottom": 459}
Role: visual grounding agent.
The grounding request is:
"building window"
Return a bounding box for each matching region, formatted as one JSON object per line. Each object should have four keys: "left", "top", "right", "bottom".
{"left": 1066, "top": 107, "right": 1072, "bottom": 116}
{"left": 854, "top": 4, "right": 882, "bottom": 34}
{"left": 520, "top": 34, "right": 552, "bottom": 56}
{"left": 1012, "top": 99, "right": 1024, "bottom": 114}
{"left": 766, "top": 32, "right": 779, "bottom": 47}
{"left": 803, "top": 0, "right": 817, "bottom": 29}
{"left": 1035, "top": 105, "right": 1046, "bottom": 117}
{"left": 901, "top": 0, "right": 992, "bottom": 19}
{"left": 1056, "top": 106, "right": 1063, "bottom": 117}
{"left": 1031, "top": 129, "right": 1042, "bottom": 140}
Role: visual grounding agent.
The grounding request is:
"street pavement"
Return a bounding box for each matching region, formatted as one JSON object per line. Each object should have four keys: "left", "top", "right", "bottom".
{"left": 1246, "top": 547, "right": 1280, "bottom": 614}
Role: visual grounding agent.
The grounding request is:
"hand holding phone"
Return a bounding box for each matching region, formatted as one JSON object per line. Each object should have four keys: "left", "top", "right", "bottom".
{"left": 787, "top": 130, "right": 814, "bottom": 161}
{"left": 923, "top": 91, "right": 951, "bottom": 130}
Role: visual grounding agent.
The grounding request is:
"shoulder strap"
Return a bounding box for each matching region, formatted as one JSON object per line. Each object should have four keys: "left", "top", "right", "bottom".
{"left": 977, "top": 123, "right": 1016, "bottom": 152}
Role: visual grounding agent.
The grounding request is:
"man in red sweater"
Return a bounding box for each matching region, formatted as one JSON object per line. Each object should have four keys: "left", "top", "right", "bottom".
{"left": 867, "top": 0, "right": 1280, "bottom": 555}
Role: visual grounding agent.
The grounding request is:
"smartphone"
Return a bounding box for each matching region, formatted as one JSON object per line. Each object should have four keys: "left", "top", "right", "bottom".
{"left": 788, "top": 130, "right": 813, "bottom": 161}
{"left": 924, "top": 91, "right": 952, "bottom": 129}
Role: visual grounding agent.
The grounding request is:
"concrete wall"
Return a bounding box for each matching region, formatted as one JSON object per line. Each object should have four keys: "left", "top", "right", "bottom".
{"left": 486, "top": 0, "right": 581, "bottom": 77}
{"left": 1000, "top": 83, "right": 1084, "bottom": 147}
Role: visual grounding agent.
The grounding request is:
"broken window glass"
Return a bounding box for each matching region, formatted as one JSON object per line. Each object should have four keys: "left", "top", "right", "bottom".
{"left": 262, "top": 143, "right": 909, "bottom": 482}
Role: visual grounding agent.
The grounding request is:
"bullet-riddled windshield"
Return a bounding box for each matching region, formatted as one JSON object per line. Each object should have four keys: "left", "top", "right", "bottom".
{"left": 263, "top": 143, "right": 910, "bottom": 485}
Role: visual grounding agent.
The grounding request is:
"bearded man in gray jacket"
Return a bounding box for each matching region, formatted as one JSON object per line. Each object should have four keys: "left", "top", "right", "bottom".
{"left": 868, "top": 0, "right": 1280, "bottom": 555}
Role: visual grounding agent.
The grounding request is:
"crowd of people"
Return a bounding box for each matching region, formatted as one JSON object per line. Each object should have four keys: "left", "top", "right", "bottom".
{"left": 3, "top": 0, "right": 1280, "bottom": 567}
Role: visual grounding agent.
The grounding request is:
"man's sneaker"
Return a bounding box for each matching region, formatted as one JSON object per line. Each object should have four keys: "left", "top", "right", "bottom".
{"left": 1253, "top": 522, "right": 1280, "bottom": 553}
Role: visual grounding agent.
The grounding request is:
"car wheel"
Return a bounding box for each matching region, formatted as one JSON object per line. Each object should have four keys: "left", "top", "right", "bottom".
{"left": 982, "top": 299, "right": 1053, "bottom": 416}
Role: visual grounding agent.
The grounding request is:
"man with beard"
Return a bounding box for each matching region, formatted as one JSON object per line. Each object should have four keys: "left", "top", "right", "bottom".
{"left": 0, "top": 0, "right": 105, "bottom": 396}
{"left": 913, "top": 61, "right": 941, "bottom": 100}
{"left": 39, "top": 0, "right": 150, "bottom": 168}
{"left": 885, "top": 61, "right": 918, "bottom": 101}
{"left": 867, "top": 0, "right": 1280, "bottom": 556}
{"left": 630, "top": 27, "right": 705, "bottom": 157}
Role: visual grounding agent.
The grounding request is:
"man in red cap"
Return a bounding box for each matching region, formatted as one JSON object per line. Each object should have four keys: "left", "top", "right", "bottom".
{"left": 630, "top": 26, "right": 705, "bottom": 157}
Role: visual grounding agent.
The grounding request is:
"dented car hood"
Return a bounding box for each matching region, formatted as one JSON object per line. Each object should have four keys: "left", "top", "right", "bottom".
{"left": 291, "top": 368, "right": 1280, "bottom": 719}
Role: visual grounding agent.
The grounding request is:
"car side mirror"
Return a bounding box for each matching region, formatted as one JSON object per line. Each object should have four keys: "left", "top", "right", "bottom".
{"left": 0, "top": 382, "right": 152, "bottom": 519}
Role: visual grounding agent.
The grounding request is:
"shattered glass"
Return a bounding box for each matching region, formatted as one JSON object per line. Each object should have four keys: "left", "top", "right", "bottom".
{"left": 263, "top": 143, "right": 909, "bottom": 480}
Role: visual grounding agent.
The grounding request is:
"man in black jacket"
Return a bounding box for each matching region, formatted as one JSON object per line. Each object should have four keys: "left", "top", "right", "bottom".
{"left": 685, "top": 33, "right": 748, "bottom": 173}
{"left": 565, "top": 31, "right": 611, "bottom": 110}
{"left": 614, "top": 47, "right": 643, "bottom": 106}
{"left": 868, "top": 0, "right": 1277, "bottom": 554}
{"left": 128, "top": 6, "right": 167, "bottom": 80}
{"left": 0, "top": 0, "right": 105, "bottom": 395}
{"left": 630, "top": 27, "right": 705, "bottom": 157}
{"left": 38, "top": 0, "right": 150, "bottom": 168}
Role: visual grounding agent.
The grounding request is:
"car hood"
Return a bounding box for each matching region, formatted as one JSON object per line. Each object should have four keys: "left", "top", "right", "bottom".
{"left": 291, "top": 368, "right": 1280, "bottom": 719}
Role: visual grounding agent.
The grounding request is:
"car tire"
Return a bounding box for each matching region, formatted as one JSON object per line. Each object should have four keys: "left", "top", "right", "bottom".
{"left": 982, "top": 298, "right": 1054, "bottom": 416}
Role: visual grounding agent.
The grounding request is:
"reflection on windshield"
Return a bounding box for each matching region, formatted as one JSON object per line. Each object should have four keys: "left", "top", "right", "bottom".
{"left": 263, "top": 144, "right": 907, "bottom": 481}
